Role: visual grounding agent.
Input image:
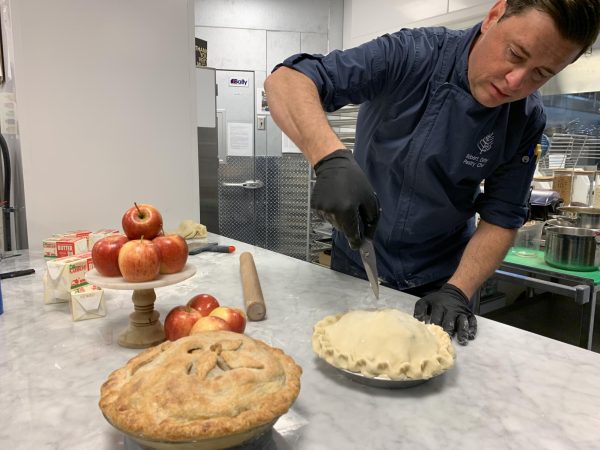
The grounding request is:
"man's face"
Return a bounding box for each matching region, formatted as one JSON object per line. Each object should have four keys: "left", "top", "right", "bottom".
{"left": 468, "top": 1, "right": 582, "bottom": 107}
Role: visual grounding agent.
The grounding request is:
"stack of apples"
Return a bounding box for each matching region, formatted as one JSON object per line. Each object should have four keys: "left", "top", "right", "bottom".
{"left": 91, "top": 203, "right": 189, "bottom": 282}
{"left": 164, "top": 293, "right": 246, "bottom": 341}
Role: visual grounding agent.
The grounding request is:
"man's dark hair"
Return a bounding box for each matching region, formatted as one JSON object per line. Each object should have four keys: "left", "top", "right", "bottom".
{"left": 501, "top": 0, "right": 600, "bottom": 59}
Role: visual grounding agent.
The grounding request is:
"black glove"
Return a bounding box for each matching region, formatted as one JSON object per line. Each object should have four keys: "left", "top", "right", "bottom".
{"left": 312, "top": 149, "right": 380, "bottom": 250}
{"left": 413, "top": 283, "right": 477, "bottom": 345}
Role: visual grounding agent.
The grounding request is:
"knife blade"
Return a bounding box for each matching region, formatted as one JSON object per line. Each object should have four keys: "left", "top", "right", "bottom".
{"left": 359, "top": 238, "right": 379, "bottom": 299}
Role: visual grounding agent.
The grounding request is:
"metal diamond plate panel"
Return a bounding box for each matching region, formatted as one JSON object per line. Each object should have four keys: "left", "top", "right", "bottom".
{"left": 218, "top": 155, "right": 311, "bottom": 261}
{"left": 218, "top": 156, "right": 259, "bottom": 246}
{"left": 264, "top": 155, "right": 311, "bottom": 260}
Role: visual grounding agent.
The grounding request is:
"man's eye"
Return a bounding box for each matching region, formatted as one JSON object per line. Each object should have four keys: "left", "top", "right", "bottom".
{"left": 532, "top": 69, "right": 550, "bottom": 82}
{"left": 507, "top": 48, "right": 522, "bottom": 61}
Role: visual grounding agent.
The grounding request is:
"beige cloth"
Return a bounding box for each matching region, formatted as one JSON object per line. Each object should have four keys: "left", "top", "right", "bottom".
{"left": 174, "top": 220, "right": 208, "bottom": 240}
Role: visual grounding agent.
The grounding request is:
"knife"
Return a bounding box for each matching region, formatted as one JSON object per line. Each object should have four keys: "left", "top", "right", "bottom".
{"left": 359, "top": 238, "right": 379, "bottom": 299}
{"left": 189, "top": 242, "right": 236, "bottom": 255}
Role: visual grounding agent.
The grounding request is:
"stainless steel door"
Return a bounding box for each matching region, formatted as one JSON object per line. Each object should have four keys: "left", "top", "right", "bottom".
{"left": 216, "top": 70, "right": 265, "bottom": 246}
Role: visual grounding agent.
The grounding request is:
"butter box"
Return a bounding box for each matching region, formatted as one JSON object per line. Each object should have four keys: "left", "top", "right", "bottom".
{"left": 70, "top": 284, "right": 105, "bottom": 321}
{"left": 42, "top": 236, "right": 62, "bottom": 257}
{"left": 43, "top": 235, "right": 88, "bottom": 258}
{"left": 43, "top": 252, "right": 94, "bottom": 304}
{"left": 88, "top": 228, "right": 121, "bottom": 249}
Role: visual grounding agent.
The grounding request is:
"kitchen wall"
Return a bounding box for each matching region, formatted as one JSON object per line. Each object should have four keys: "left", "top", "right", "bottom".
{"left": 342, "top": 0, "right": 493, "bottom": 49}
{"left": 194, "top": 0, "right": 343, "bottom": 81}
{"left": 11, "top": 0, "right": 199, "bottom": 251}
{"left": 342, "top": 0, "right": 600, "bottom": 95}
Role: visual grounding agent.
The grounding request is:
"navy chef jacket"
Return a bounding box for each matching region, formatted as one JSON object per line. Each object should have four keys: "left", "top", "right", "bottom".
{"left": 275, "top": 23, "right": 546, "bottom": 289}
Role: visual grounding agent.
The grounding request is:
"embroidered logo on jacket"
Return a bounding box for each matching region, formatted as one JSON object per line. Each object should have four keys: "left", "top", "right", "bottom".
{"left": 477, "top": 132, "right": 494, "bottom": 153}
{"left": 463, "top": 132, "right": 494, "bottom": 169}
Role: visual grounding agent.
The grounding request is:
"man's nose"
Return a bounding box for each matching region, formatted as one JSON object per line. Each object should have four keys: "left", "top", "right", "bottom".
{"left": 505, "top": 68, "right": 528, "bottom": 91}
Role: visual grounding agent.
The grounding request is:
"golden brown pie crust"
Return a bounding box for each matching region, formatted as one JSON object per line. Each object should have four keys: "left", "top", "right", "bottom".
{"left": 99, "top": 331, "right": 302, "bottom": 442}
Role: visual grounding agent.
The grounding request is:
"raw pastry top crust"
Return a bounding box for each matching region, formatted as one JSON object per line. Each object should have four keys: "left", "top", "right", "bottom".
{"left": 312, "top": 309, "right": 454, "bottom": 380}
{"left": 100, "top": 331, "right": 302, "bottom": 442}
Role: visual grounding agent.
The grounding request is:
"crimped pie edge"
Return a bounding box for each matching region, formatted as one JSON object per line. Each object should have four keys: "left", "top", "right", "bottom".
{"left": 312, "top": 309, "right": 455, "bottom": 380}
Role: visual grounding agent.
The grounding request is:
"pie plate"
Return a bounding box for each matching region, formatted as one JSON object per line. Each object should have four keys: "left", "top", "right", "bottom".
{"left": 103, "top": 413, "right": 276, "bottom": 450}
{"left": 338, "top": 367, "right": 429, "bottom": 389}
{"left": 323, "top": 360, "right": 438, "bottom": 389}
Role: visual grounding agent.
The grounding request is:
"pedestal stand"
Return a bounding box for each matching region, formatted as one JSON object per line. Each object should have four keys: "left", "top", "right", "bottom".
{"left": 86, "top": 264, "right": 197, "bottom": 349}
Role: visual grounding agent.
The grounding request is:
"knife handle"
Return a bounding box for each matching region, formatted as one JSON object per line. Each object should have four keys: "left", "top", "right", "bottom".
{"left": 0, "top": 269, "right": 35, "bottom": 279}
{"left": 239, "top": 252, "right": 266, "bottom": 321}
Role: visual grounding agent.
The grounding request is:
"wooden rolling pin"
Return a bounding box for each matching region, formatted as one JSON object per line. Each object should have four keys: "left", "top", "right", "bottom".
{"left": 239, "top": 252, "right": 267, "bottom": 321}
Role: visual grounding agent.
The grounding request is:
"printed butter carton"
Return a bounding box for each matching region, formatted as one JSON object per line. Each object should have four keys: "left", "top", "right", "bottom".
{"left": 42, "top": 236, "right": 62, "bottom": 257}
{"left": 43, "top": 252, "right": 94, "bottom": 304}
{"left": 70, "top": 284, "right": 105, "bottom": 321}
{"left": 43, "top": 235, "right": 88, "bottom": 258}
{"left": 88, "top": 228, "right": 121, "bottom": 249}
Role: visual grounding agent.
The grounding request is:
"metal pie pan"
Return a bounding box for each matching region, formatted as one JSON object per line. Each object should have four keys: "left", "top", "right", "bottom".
{"left": 326, "top": 361, "right": 433, "bottom": 389}
{"left": 103, "top": 413, "right": 275, "bottom": 450}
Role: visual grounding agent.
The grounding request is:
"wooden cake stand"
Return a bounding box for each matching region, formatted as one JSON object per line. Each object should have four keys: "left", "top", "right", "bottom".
{"left": 86, "top": 264, "right": 197, "bottom": 349}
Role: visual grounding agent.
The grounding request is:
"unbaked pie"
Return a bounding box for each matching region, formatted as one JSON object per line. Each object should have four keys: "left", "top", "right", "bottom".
{"left": 312, "top": 308, "right": 454, "bottom": 380}
{"left": 100, "top": 331, "right": 302, "bottom": 443}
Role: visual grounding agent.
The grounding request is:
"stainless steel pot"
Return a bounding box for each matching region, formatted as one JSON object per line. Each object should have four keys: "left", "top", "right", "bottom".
{"left": 544, "top": 226, "right": 600, "bottom": 271}
{"left": 557, "top": 206, "right": 600, "bottom": 229}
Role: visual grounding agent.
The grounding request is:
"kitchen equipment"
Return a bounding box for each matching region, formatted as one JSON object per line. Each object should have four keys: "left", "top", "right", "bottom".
{"left": 86, "top": 265, "right": 197, "bottom": 348}
{"left": 557, "top": 206, "right": 600, "bottom": 229}
{"left": 544, "top": 226, "right": 600, "bottom": 271}
{"left": 529, "top": 189, "right": 561, "bottom": 221}
{"left": 359, "top": 238, "right": 379, "bottom": 299}
{"left": 337, "top": 366, "right": 429, "bottom": 388}
{"left": 188, "top": 242, "right": 236, "bottom": 255}
{"left": 552, "top": 169, "right": 573, "bottom": 205}
{"left": 0, "top": 268, "right": 35, "bottom": 279}
{"left": 511, "top": 221, "right": 544, "bottom": 257}
{"left": 107, "top": 413, "right": 275, "bottom": 450}
{"left": 239, "top": 252, "right": 266, "bottom": 321}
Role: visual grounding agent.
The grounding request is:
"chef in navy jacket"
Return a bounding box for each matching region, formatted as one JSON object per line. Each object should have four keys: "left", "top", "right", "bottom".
{"left": 265, "top": 0, "right": 600, "bottom": 344}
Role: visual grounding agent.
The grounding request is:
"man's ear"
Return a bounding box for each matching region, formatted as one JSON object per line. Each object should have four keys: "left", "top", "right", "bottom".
{"left": 481, "top": 0, "right": 508, "bottom": 33}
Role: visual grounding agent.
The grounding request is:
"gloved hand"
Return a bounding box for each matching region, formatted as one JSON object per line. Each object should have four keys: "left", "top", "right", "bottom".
{"left": 312, "top": 149, "right": 380, "bottom": 250}
{"left": 413, "top": 283, "right": 477, "bottom": 345}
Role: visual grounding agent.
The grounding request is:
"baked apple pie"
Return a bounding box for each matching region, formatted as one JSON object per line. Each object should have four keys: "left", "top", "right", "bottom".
{"left": 100, "top": 331, "right": 302, "bottom": 444}
{"left": 312, "top": 308, "right": 454, "bottom": 380}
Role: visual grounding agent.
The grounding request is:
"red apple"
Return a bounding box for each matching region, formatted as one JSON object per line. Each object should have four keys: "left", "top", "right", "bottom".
{"left": 164, "top": 305, "right": 202, "bottom": 341}
{"left": 189, "top": 315, "right": 231, "bottom": 334}
{"left": 187, "top": 293, "right": 220, "bottom": 317}
{"left": 91, "top": 234, "right": 128, "bottom": 277}
{"left": 153, "top": 234, "right": 189, "bottom": 274}
{"left": 209, "top": 306, "right": 246, "bottom": 333}
{"left": 122, "top": 202, "right": 163, "bottom": 240}
{"left": 117, "top": 238, "right": 161, "bottom": 282}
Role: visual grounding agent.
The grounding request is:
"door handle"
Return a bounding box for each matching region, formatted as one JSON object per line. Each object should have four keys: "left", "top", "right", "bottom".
{"left": 222, "top": 180, "right": 264, "bottom": 189}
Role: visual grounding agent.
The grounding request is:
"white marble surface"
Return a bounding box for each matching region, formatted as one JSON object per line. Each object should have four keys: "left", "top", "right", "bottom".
{"left": 2, "top": 235, "right": 600, "bottom": 450}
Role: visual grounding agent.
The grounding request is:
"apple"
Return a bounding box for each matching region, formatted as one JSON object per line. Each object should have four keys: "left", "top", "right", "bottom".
{"left": 117, "top": 238, "right": 161, "bottom": 282}
{"left": 164, "top": 305, "right": 202, "bottom": 341}
{"left": 209, "top": 306, "right": 246, "bottom": 333}
{"left": 122, "top": 202, "right": 163, "bottom": 240}
{"left": 189, "top": 315, "right": 231, "bottom": 334}
{"left": 187, "top": 293, "right": 220, "bottom": 317}
{"left": 153, "top": 234, "right": 189, "bottom": 274}
{"left": 91, "top": 234, "right": 128, "bottom": 277}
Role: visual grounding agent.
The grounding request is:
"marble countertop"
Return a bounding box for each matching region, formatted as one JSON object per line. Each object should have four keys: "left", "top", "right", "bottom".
{"left": 2, "top": 235, "right": 600, "bottom": 450}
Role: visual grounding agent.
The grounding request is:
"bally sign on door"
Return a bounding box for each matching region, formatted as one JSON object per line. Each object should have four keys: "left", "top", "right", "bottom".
{"left": 229, "top": 77, "right": 249, "bottom": 87}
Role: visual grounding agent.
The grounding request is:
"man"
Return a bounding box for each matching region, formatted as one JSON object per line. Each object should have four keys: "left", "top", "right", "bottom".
{"left": 264, "top": 0, "right": 600, "bottom": 344}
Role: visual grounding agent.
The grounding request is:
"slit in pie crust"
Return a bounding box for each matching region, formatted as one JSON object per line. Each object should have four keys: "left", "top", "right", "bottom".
{"left": 312, "top": 308, "right": 455, "bottom": 380}
{"left": 99, "top": 331, "right": 302, "bottom": 442}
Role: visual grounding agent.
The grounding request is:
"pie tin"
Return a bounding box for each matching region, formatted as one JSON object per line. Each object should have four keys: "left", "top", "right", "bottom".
{"left": 337, "top": 367, "right": 430, "bottom": 389}
{"left": 104, "top": 413, "right": 275, "bottom": 450}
